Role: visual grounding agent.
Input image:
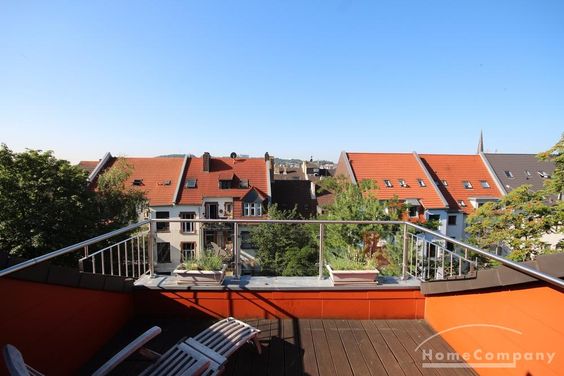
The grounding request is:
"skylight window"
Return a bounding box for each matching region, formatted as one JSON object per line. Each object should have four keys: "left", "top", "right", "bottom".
{"left": 384, "top": 179, "right": 393, "bottom": 188}
{"left": 525, "top": 170, "right": 531, "bottom": 176}
{"left": 417, "top": 179, "right": 426, "bottom": 187}
{"left": 538, "top": 171, "right": 550, "bottom": 179}
{"left": 398, "top": 179, "right": 408, "bottom": 188}
{"left": 185, "top": 179, "right": 197, "bottom": 188}
{"left": 458, "top": 200, "right": 467, "bottom": 207}
{"left": 480, "top": 180, "right": 490, "bottom": 188}
{"left": 441, "top": 180, "right": 448, "bottom": 186}
{"left": 462, "top": 181, "right": 473, "bottom": 189}
{"left": 163, "top": 180, "right": 171, "bottom": 186}
{"left": 132, "top": 179, "right": 143, "bottom": 186}
{"left": 504, "top": 170, "right": 514, "bottom": 178}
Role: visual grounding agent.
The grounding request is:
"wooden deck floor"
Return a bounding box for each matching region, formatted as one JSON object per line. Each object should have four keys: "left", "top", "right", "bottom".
{"left": 83, "top": 318, "right": 476, "bottom": 376}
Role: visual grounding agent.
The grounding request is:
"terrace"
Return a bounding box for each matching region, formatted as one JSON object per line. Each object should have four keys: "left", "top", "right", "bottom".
{"left": 1, "top": 218, "right": 563, "bottom": 375}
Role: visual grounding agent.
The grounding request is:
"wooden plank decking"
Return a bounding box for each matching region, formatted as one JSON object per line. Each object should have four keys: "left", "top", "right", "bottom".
{"left": 83, "top": 318, "right": 476, "bottom": 376}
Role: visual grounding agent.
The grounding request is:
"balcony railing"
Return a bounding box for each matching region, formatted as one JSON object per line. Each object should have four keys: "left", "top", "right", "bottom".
{"left": 1, "top": 218, "right": 563, "bottom": 290}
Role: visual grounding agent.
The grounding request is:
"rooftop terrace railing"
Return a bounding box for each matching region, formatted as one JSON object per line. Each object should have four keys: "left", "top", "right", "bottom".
{"left": 1, "top": 218, "right": 563, "bottom": 289}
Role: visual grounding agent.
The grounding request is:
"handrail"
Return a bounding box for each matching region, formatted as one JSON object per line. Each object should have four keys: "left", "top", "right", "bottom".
{"left": 0, "top": 220, "right": 150, "bottom": 278}
{"left": 78, "top": 230, "right": 149, "bottom": 260}
{"left": 1, "top": 218, "right": 562, "bottom": 289}
{"left": 406, "top": 222, "right": 564, "bottom": 289}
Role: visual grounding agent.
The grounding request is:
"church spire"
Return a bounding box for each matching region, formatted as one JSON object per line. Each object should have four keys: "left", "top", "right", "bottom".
{"left": 477, "top": 130, "right": 484, "bottom": 154}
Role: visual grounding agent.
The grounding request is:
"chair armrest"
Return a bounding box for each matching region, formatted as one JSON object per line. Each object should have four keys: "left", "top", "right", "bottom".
{"left": 92, "top": 326, "right": 162, "bottom": 376}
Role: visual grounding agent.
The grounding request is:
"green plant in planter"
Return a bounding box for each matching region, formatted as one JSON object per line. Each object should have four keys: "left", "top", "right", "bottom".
{"left": 328, "top": 246, "right": 376, "bottom": 271}
{"left": 183, "top": 250, "right": 223, "bottom": 271}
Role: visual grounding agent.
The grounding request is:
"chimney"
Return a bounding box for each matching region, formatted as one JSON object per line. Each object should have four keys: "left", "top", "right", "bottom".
{"left": 202, "top": 152, "right": 210, "bottom": 172}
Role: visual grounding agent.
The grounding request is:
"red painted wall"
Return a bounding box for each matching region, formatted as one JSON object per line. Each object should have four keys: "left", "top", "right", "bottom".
{"left": 0, "top": 278, "right": 134, "bottom": 376}
{"left": 425, "top": 285, "right": 564, "bottom": 376}
{"left": 134, "top": 289, "right": 425, "bottom": 319}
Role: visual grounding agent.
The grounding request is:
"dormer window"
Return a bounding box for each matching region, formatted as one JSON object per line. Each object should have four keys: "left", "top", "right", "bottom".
{"left": 417, "top": 179, "right": 426, "bottom": 187}
{"left": 398, "top": 179, "right": 408, "bottom": 188}
{"left": 243, "top": 202, "right": 262, "bottom": 216}
{"left": 462, "top": 181, "right": 473, "bottom": 189}
{"left": 504, "top": 170, "right": 514, "bottom": 178}
{"left": 185, "top": 179, "right": 197, "bottom": 188}
{"left": 441, "top": 180, "right": 448, "bottom": 186}
{"left": 132, "top": 179, "right": 143, "bottom": 186}
{"left": 480, "top": 180, "right": 490, "bottom": 188}
{"left": 219, "top": 180, "right": 232, "bottom": 189}
{"left": 239, "top": 179, "right": 249, "bottom": 188}
{"left": 458, "top": 200, "right": 467, "bottom": 207}
{"left": 384, "top": 179, "right": 393, "bottom": 188}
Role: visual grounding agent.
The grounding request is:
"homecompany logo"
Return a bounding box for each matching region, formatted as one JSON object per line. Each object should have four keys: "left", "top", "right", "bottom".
{"left": 415, "top": 324, "right": 557, "bottom": 369}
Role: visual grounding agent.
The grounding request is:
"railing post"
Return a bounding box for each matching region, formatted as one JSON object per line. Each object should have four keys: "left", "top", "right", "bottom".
{"left": 318, "top": 223, "right": 325, "bottom": 280}
{"left": 233, "top": 222, "right": 240, "bottom": 279}
{"left": 401, "top": 223, "right": 409, "bottom": 280}
{"left": 147, "top": 221, "right": 155, "bottom": 278}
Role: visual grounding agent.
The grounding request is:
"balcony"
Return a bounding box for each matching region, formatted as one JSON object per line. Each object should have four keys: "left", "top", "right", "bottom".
{"left": 1, "top": 219, "right": 563, "bottom": 375}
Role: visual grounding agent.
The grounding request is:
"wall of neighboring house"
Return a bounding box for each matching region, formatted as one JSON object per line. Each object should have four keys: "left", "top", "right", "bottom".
{"left": 424, "top": 209, "right": 448, "bottom": 235}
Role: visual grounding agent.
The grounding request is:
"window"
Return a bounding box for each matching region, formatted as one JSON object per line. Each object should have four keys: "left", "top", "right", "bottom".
{"left": 180, "top": 212, "right": 196, "bottom": 233}
{"left": 243, "top": 202, "right": 262, "bottom": 216}
{"left": 181, "top": 242, "right": 196, "bottom": 261}
{"left": 241, "top": 231, "right": 253, "bottom": 249}
{"left": 458, "top": 200, "right": 467, "bottom": 207}
{"left": 219, "top": 180, "right": 231, "bottom": 189}
{"left": 384, "top": 179, "right": 393, "bottom": 188}
{"left": 446, "top": 241, "right": 455, "bottom": 252}
{"left": 408, "top": 206, "right": 418, "bottom": 218}
{"left": 186, "top": 178, "right": 197, "bottom": 188}
{"left": 428, "top": 214, "right": 440, "bottom": 222}
{"left": 155, "top": 211, "right": 169, "bottom": 232}
{"left": 448, "top": 215, "right": 457, "bottom": 225}
{"left": 205, "top": 203, "right": 219, "bottom": 219}
{"left": 462, "top": 181, "right": 473, "bottom": 189}
{"left": 162, "top": 180, "right": 171, "bottom": 186}
{"left": 398, "top": 179, "right": 407, "bottom": 188}
{"left": 156, "top": 242, "right": 171, "bottom": 263}
{"left": 224, "top": 202, "right": 233, "bottom": 216}
{"left": 239, "top": 179, "right": 249, "bottom": 188}
{"left": 504, "top": 170, "right": 514, "bottom": 178}
{"left": 480, "top": 180, "right": 490, "bottom": 188}
{"left": 417, "top": 179, "right": 426, "bottom": 187}
{"left": 132, "top": 179, "right": 143, "bottom": 186}
{"left": 538, "top": 171, "right": 550, "bottom": 179}
{"left": 441, "top": 180, "right": 448, "bottom": 186}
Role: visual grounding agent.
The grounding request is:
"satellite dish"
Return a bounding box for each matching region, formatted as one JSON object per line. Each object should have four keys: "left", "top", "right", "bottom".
{"left": 230, "top": 152, "right": 237, "bottom": 159}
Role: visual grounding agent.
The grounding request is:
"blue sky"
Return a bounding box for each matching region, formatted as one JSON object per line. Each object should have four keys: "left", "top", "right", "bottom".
{"left": 1, "top": 1, "right": 563, "bottom": 163}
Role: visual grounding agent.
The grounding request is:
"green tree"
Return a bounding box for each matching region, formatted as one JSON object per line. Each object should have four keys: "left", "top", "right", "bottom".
{"left": 537, "top": 132, "right": 564, "bottom": 198}
{"left": 0, "top": 146, "right": 147, "bottom": 263}
{"left": 466, "top": 185, "right": 560, "bottom": 261}
{"left": 251, "top": 204, "right": 316, "bottom": 275}
{"left": 0, "top": 145, "right": 95, "bottom": 259}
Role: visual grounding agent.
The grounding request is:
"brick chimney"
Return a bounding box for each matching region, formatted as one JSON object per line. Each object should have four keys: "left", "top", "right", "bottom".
{"left": 202, "top": 152, "right": 210, "bottom": 172}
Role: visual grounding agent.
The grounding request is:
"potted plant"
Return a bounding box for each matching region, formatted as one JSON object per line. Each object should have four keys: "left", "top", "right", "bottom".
{"left": 326, "top": 246, "right": 379, "bottom": 286}
{"left": 173, "top": 250, "right": 227, "bottom": 286}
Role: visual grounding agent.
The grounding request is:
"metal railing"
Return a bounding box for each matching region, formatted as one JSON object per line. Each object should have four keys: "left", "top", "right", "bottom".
{"left": 1, "top": 218, "right": 563, "bottom": 289}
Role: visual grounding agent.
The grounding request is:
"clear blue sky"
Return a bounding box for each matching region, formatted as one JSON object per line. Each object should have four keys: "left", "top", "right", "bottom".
{"left": 1, "top": 1, "right": 563, "bottom": 163}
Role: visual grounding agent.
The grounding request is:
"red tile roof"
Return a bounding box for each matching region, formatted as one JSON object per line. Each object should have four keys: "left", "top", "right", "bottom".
{"left": 420, "top": 154, "right": 503, "bottom": 214}
{"left": 345, "top": 153, "right": 447, "bottom": 209}
{"left": 78, "top": 160, "right": 99, "bottom": 174}
{"left": 177, "top": 157, "right": 269, "bottom": 207}
{"left": 103, "top": 157, "right": 185, "bottom": 206}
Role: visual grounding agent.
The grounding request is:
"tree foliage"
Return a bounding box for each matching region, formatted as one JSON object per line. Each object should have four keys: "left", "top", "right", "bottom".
{"left": 537, "top": 132, "right": 564, "bottom": 197}
{"left": 0, "top": 146, "right": 147, "bottom": 262}
{"left": 251, "top": 204, "right": 317, "bottom": 275}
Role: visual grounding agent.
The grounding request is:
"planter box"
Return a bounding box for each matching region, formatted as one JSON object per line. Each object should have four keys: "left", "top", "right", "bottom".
{"left": 326, "top": 265, "right": 379, "bottom": 286}
{"left": 173, "top": 264, "right": 227, "bottom": 286}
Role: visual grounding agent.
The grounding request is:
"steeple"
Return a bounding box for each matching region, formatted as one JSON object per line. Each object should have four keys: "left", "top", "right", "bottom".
{"left": 477, "top": 130, "right": 484, "bottom": 154}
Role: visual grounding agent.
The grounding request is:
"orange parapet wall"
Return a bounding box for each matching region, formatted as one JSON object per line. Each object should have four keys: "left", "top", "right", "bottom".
{"left": 424, "top": 284, "right": 564, "bottom": 376}
{"left": 0, "top": 278, "right": 134, "bottom": 376}
{"left": 134, "top": 288, "right": 425, "bottom": 319}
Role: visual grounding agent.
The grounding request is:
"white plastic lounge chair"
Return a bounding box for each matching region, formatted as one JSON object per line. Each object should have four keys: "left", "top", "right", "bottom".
{"left": 2, "top": 344, "right": 44, "bottom": 376}
{"left": 183, "top": 317, "right": 261, "bottom": 375}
